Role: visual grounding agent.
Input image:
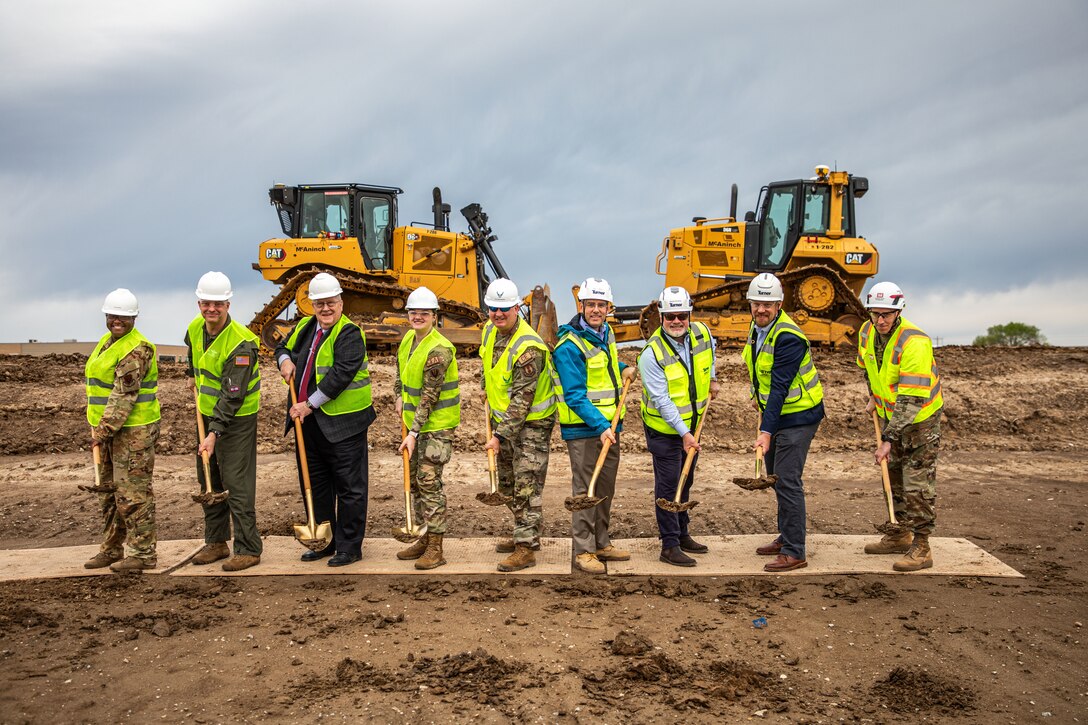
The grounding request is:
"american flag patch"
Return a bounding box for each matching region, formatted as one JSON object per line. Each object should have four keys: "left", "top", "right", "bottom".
{"left": 234, "top": 355, "right": 250, "bottom": 366}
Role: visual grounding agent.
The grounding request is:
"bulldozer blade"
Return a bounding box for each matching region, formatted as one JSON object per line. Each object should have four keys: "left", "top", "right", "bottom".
{"left": 476, "top": 490, "right": 512, "bottom": 506}
{"left": 192, "top": 490, "right": 230, "bottom": 506}
{"left": 656, "top": 497, "right": 698, "bottom": 513}
{"left": 77, "top": 484, "right": 117, "bottom": 494}
{"left": 874, "top": 520, "right": 910, "bottom": 537}
{"left": 293, "top": 520, "right": 333, "bottom": 552}
{"left": 731, "top": 474, "right": 779, "bottom": 491}
{"left": 391, "top": 523, "right": 427, "bottom": 544}
{"left": 564, "top": 494, "right": 606, "bottom": 512}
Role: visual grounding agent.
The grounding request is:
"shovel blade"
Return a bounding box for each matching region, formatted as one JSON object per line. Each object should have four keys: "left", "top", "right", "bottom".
{"left": 564, "top": 495, "right": 606, "bottom": 512}
{"left": 656, "top": 497, "right": 698, "bottom": 513}
{"left": 293, "top": 521, "right": 333, "bottom": 551}
{"left": 391, "top": 523, "right": 427, "bottom": 544}
{"left": 476, "top": 490, "right": 512, "bottom": 507}
{"left": 78, "top": 484, "right": 117, "bottom": 494}
{"left": 874, "top": 520, "right": 909, "bottom": 536}
{"left": 731, "top": 474, "right": 778, "bottom": 491}
{"left": 192, "top": 491, "right": 230, "bottom": 506}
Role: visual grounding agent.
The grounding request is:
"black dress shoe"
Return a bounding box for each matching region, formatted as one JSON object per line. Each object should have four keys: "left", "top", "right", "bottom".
{"left": 327, "top": 552, "right": 361, "bottom": 567}
{"left": 659, "top": 546, "right": 696, "bottom": 567}
{"left": 301, "top": 545, "right": 335, "bottom": 562}
{"left": 678, "top": 535, "right": 709, "bottom": 554}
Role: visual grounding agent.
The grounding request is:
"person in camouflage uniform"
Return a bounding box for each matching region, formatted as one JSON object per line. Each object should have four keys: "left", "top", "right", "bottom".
{"left": 84, "top": 289, "right": 160, "bottom": 572}
{"left": 480, "top": 279, "right": 558, "bottom": 572}
{"left": 857, "top": 282, "right": 944, "bottom": 572}
{"left": 393, "top": 287, "right": 460, "bottom": 569}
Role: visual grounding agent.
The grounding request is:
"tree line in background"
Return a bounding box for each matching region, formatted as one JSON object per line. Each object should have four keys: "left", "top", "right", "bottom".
{"left": 972, "top": 322, "right": 1047, "bottom": 347}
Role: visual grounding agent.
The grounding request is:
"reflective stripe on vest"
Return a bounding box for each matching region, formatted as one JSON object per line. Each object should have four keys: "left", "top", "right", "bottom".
{"left": 284, "top": 315, "right": 372, "bottom": 416}
{"left": 640, "top": 322, "right": 714, "bottom": 434}
{"left": 398, "top": 327, "right": 460, "bottom": 432}
{"left": 85, "top": 329, "right": 161, "bottom": 427}
{"left": 856, "top": 318, "right": 943, "bottom": 423}
{"left": 188, "top": 316, "right": 261, "bottom": 417}
{"left": 741, "top": 311, "right": 824, "bottom": 415}
{"left": 551, "top": 327, "right": 624, "bottom": 426}
{"left": 480, "top": 319, "right": 556, "bottom": 422}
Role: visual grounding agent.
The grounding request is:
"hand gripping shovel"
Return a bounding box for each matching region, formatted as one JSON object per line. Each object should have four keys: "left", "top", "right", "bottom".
{"left": 657, "top": 396, "right": 712, "bottom": 513}
{"left": 78, "top": 444, "right": 117, "bottom": 494}
{"left": 476, "top": 401, "right": 512, "bottom": 506}
{"left": 871, "top": 408, "right": 908, "bottom": 536}
{"left": 732, "top": 416, "right": 779, "bottom": 491}
{"left": 289, "top": 380, "right": 333, "bottom": 551}
{"left": 191, "top": 387, "right": 230, "bottom": 506}
{"left": 565, "top": 377, "right": 632, "bottom": 512}
{"left": 392, "top": 423, "right": 427, "bottom": 543}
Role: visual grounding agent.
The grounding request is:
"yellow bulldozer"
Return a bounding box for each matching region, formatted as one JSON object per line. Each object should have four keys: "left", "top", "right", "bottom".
{"left": 610, "top": 165, "right": 879, "bottom": 346}
{"left": 249, "top": 183, "right": 557, "bottom": 351}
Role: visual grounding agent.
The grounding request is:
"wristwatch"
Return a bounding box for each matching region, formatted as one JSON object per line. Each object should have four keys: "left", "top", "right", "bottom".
{"left": 212, "top": 430, "right": 225, "bottom": 439}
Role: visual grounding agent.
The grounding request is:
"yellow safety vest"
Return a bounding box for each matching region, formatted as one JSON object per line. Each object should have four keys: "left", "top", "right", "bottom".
{"left": 188, "top": 316, "right": 261, "bottom": 417}
{"left": 480, "top": 319, "right": 557, "bottom": 423}
{"left": 856, "top": 317, "right": 943, "bottom": 423}
{"left": 284, "top": 315, "right": 372, "bottom": 415}
{"left": 398, "top": 327, "right": 460, "bottom": 432}
{"left": 85, "top": 329, "right": 161, "bottom": 427}
{"left": 552, "top": 327, "right": 625, "bottom": 426}
{"left": 742, "top": 311, "right": 824, "bottom": 415}
{"left": 640, "top": 322, "right": 714, "bottom": 434}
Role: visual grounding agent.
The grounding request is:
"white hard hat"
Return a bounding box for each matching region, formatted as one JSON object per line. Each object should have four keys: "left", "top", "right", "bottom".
{"left": 657, "top": 286, "right": 693, "bottom": 313}
{"left": 308, "top": 272, "right": 343, "bottom": 301}
{"left": 195, "top": 271, "right": 233, "bottom": 301}
{"left": 747, "top": 273, "right": 784, "bottom": 302}
{"left": 484, "top": 278, "right": 520, "bottom": 308}
{"left": 406, "top": 286, "right": 440, "bottom": 310}
{"left": 577, "top": 277, "right": 614, "bottom": 303}
{"left": 865, "top": 281, "right": 906, "bottom": 310}
{"left": 102, "top": 288, "right": 139, "bottom": 316}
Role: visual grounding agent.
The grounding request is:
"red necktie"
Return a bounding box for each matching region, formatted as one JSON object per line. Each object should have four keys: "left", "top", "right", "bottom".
{"left": 298, "top": 327, "right": 324, "bottom": 401}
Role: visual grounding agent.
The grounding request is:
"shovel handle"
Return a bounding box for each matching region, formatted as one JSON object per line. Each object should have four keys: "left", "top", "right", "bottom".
{"left": 673, "top": 395, "right": 711, "bottom": 503}
{"left": 193, "top": 387, "right": 216, "bottom": 490}
{"left": 288, "top": 380, "right": 315, "bottom": 497}
{"left": 587, "top": 377, "right": 632, "bottom": 498}
{"left": 484, "top": 401, "right": 499, "bottom": 493}
{"left": 400, "top": 422, "right": 418, "bottom": 532}
{"left": 871, "top": 408, "right": 897, "bottom": 524}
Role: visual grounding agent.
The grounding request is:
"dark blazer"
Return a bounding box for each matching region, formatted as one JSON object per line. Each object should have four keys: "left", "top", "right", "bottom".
{"left": 275, "top": 316, "right": 375, "bottom": 443}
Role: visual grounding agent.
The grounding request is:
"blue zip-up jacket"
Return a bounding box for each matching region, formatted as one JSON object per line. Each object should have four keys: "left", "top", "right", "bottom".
{"left": 749, "top": 319, "right": 825, "bottom": 435}
{"left": 553, "top": 315, "right": 628, "bottom": 441}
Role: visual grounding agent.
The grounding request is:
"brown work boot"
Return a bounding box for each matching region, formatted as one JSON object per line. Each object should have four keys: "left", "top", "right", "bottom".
{"left": 497, "top": 543, "right": 536, "bottom": 572}
{"left": 864, "top": 530, "right": 913, "bottom": 555}
{"left": 893, "top": 536, "right": 933, "bottom": 572}
{"left": 110, "top": 556, "right": 156, "bottom": 572}
{"left": 222, "top": 555, "right": 260, "bottom": 572}
{"left": 397, "top": 537, "right": 427, "bottom": 561}
{"left": 192, "top": 542, "right": 230, "bottom": 565}
{"left": 415, "top": 534, "right": 446, "bottom": 570}
{"left": 496, "top": 538, "right": 539, "bottom": 553}
{"left": 84, "top": 551, "right": 123, "bottom": 569}
{"left": 575, "top": 552, "right": 605, "bottom": 574}
{"left": 595, "top": 544, "right": 630, "bottom": 562}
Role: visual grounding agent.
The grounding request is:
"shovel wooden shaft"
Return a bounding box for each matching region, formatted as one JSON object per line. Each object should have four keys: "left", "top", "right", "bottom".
{"left": 673, "top": 396, "right": 711, "bottom": 504}
{"left": 193, "top": 387, "right": 216, "bottom": 494}
{"left": 289, "top": 381, "right": 320, "bottom": 528}
{"left": 484, "top": 403, "right": 500, "bottom": 494}
{"left": 871, "top": 408, "right": 898, "bottom": 524}
{"left": 587, "top": 377, "right": 632, "bottom": 498}
{"left": 92, "top": 444, "right": 103, "bottom": 487}
{"left": 401, "top": 423, "right": 418, "bottom": 532}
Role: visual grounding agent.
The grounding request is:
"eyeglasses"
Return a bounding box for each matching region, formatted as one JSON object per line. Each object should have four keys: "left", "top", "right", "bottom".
{"left": 663, "top": 312, "right": 689, "bottom": 322}
{"left": 312, "top": 299, "right": 340, "bottom": 309}
{"left": 488, "top": 305, "right": 516, "bottom": 313}
{"left": 582, "top": 300, "right": 609, "bottom": 311}
{"left": 407, "top": 310, "right": 433, "bottom": 317}
{"left": 869, "top": 310, "right": 899, "bottom": 321}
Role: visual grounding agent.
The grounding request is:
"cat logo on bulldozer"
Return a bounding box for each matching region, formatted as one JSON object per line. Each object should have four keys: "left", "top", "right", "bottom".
{"left": 265, "top": 247, "right": 285, "bottom": 260}
{"left": 845, "top": 252, "right": 872, "bottom": 265}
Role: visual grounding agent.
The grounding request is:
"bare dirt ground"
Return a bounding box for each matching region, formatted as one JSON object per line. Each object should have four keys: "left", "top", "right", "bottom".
{"left": 0, "top": 346, "right": 1085, "bottom": 723}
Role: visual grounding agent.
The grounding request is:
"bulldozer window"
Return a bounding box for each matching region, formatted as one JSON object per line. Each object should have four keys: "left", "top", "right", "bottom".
{"left": 300, "top": 191, "right": 350, "bottom": 238}
{"left": 358, "top": 196, "right": 392, "bottom": 271}
{"left": 801, "top": 185, "right": 830, "bottom": 235}
{"left": 760, "top": 187, "right": 797, "bottom": 268}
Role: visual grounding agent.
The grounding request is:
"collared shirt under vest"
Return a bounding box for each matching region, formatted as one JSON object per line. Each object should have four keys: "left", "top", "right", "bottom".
{"left": 640, "top": 321, "right": 714, "bottom": 435}
{"left": 283, "top": 315, "right": 372, "bottom": 416}
{"left": 188, "top": 316, "right": 261, "bottom": 417}
{"left": 856, "top": 317, "right": 943, "bottom": 424}
{"left": 479, "top": 319, "right": 557, "bottom": 423}
{"left": 742, "top": 311, "right": 823, "bottom": 415}
{"left": 553, "top": 325, "right": 624, "bottom": 427}
{"left": 85, "top": 329, "right": 161, "bottom": 427}
{"left": 398, "top": 327, "right": 460, "bottom": 432}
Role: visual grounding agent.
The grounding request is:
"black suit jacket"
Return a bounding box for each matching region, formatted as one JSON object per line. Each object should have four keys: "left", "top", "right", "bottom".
{"left": 275, "top": 316, "right": 375, "bottom": 444}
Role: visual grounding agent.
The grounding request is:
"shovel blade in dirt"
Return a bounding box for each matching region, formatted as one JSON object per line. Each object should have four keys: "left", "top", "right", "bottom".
{"left": 564, "top": 494, "right": 607, "bottom": 512}
{"left": 391, "top": 522, "right": 427, "bottom": 544}
{"left": 293, "top": 520, "right": 333, "bottom": 552}
{"left": 80, "top": 446, "right": 117, "bottom": 493}
{"left": 192, "top": 489, "right": 230, "bottom": 505}
{"left": 656, "top": 496, "right": 698, "bottom": 513}
{"left": 476, "top": 490, "right": 512, "bottom": 506}
{"left": 731, "top": 473, "right": 778, "bottom": 491}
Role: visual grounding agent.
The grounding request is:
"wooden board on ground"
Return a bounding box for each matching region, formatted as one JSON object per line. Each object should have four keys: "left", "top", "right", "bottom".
{"left": 170, "top": 536, "right": 573, "bottom": 576}
{"left": 604, "top": 534, "right": 1023, "bottom": 577}
{"left": 0, "top": 540, "right": 204, "bottom": 582}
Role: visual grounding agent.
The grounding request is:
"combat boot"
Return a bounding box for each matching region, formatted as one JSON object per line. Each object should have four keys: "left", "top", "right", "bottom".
{"left": 864, "top": 530, "right": 913, "bottom": 555}
{"left": 575, "top": 552, "right": 605, "bottom": 574}
{"left": 496, "top": 538, "right": 539, "bottom": 553}
{"left": 222, "top": 555, "right": 260, "bottom": 572}
{"left": 893, "top": 535, "right": 933, "bottom": 572}
{"left": 192, "top": 542, "right": 230, "bottom": 565}
{"left": 497, "top": 543, "right": 536, "bottom": 572}
{"left": 84, "top": 551, "right": 123, "bottom": 569}
{"left": 110, "top": 556, "right": 156, "bottom": 572}
{"left": 397, "top": 537, "right": 427, "bottom": 560}
{"left": 415, "top": 534, "right": 446, "bottom": 570}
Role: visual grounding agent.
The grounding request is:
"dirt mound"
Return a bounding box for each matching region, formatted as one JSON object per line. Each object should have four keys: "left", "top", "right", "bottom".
{"left": 872, "top": 667, "right": 977, "bottom": 714}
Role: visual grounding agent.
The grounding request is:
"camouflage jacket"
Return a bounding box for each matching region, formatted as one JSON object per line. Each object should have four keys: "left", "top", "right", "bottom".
{"left": 491, "top": 330, "right": 554, "bottom": 440}
{"left": 870, "top": 319, "right": 928, "bottom": 442}
{"left": 92, "top": 340, "right": 156, "bottom": 443}
{"left": 394, "top": 341, "right": 455, "bottom": 436}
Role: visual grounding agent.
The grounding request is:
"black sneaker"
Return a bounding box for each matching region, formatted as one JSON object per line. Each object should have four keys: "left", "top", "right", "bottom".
{"left": 659, "top": 546, "right": 696, "bottom": 567}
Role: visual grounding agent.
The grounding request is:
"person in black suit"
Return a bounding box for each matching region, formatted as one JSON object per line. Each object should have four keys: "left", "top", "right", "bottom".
{"left": 275, "top": 273, "right": 375, "bottom": 566}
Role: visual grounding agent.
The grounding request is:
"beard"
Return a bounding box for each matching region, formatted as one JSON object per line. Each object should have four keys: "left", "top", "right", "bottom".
{"left": 665, "top": 326, "right": 688, "bottom": 340}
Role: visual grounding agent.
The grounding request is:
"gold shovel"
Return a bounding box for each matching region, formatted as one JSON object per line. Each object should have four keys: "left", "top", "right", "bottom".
{"left": 78, "top": 444, "right": 117, "bottom": 494}
{"left": 476, "top": 401, "right": 512, "bottom": 506}
{"left": 392, "top": 423, "right": 427, "bottom": 543}
{"left": 657, "top": 396, "right": 711, "bottom": 513}
{"left": 871, "top": 407, "right": 908, "bottom": 536}
{"left": 565, "top": 377, "right": 632, "bottom": 512}
{"left": 191, "top": 387, "right": 229, "bottom": 506}
{"left": 732, "top": 417, "right": 779, "bottom": 490}
{"left": 289, "top": 380, "right": 334, "bottom": 551}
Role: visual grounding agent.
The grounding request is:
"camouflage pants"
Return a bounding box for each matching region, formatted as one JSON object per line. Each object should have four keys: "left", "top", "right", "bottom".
{"left": 408, "top": 430, "right": 453, "bottom": 535}
{"left": 96, "top": 422, "right": 159, "bottom": 561}
{"left": 887, "top": 417, "right": 940, "bottom": 536}
{"left": 497, "top": 419, "right": 554, "bottom": 545}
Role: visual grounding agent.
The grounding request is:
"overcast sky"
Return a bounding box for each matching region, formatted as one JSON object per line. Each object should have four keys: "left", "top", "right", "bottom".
{"left": 2, "top": 1, "right": 1086, "bottom": 347}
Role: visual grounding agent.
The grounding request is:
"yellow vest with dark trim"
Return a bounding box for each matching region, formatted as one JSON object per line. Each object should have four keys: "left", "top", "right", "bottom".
{"left": 552, "top": 327, "right": 625, "bottom": 426}
{"left": 284, "top": 315, "right": 372, "bottom": 416}
{"left": 640, "top": 321, "right": 714, "bottom": 434}
{"left": 85, "top": 329, "right": 161, "bottom": 427}
{"left": 188, "top": 316, "right": 261, "bottom": 417}
{"left": 398, "top": 327, "right": 460, "bottom": 432}
{"left": 479, "top": 319, "right": 556, "bottom": 423}
{"left": 856, "top": 317, "right": 943, "bottom": 423}
{"left": 741, "top": 311, "right": 823, "bottom": 415}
